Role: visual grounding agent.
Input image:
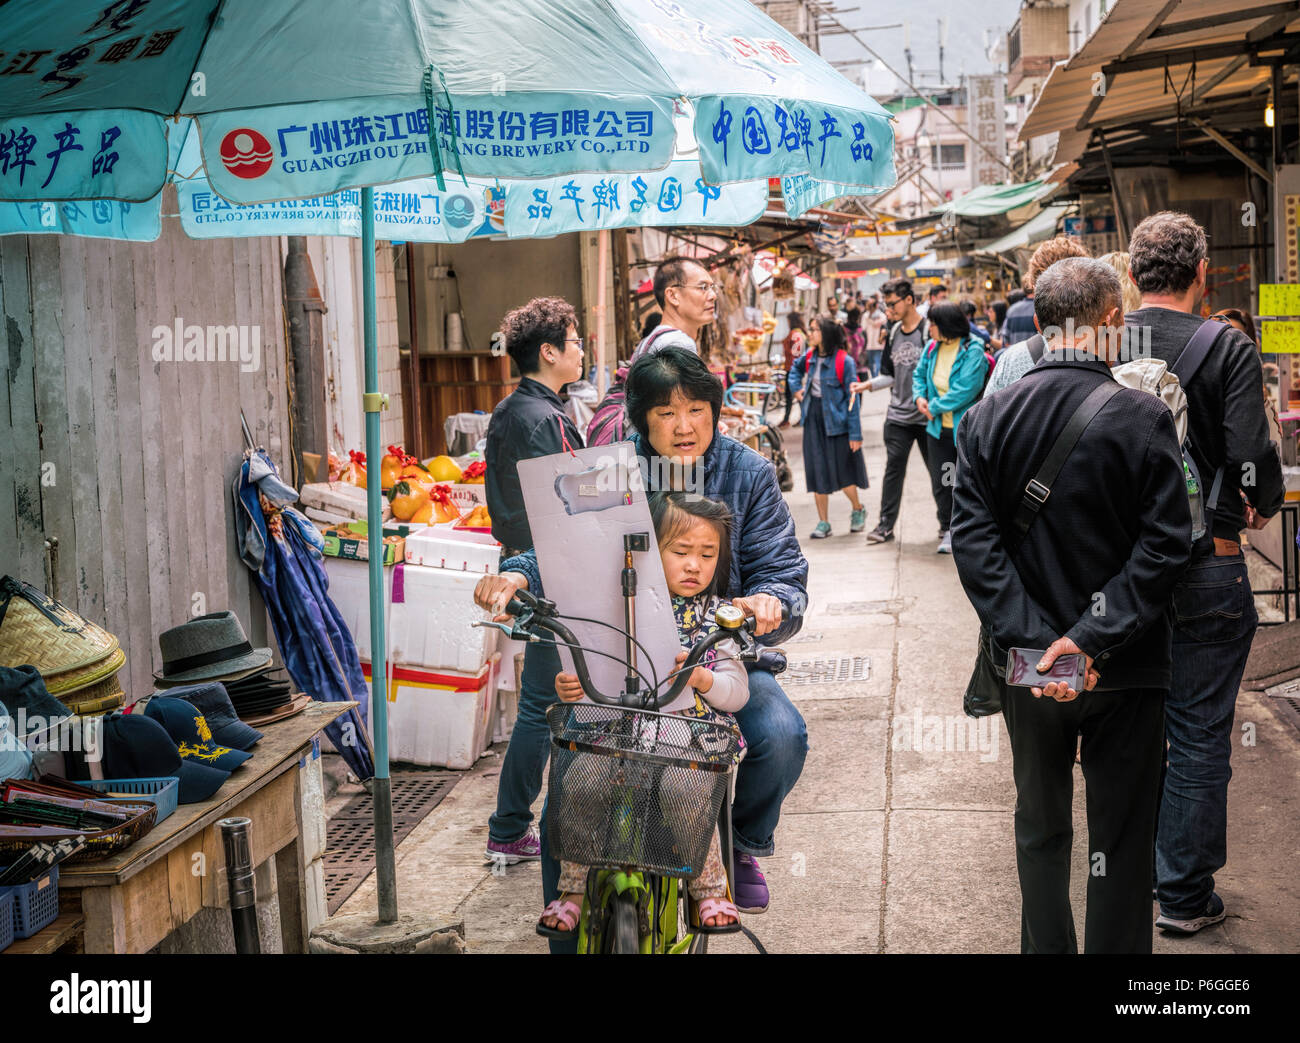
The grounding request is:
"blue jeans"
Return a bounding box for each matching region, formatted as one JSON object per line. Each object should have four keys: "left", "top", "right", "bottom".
{"left": 865, "top": 348, "right": 883, "bottom": 378}
{"left": 539, "top": 664, "right": 808, "bottom": 953}
{"left": 1155, "top": 552, "right": 1258, "bottom": 917}
{"left": 487, "top": 637, "right": 560, "bottom": 845}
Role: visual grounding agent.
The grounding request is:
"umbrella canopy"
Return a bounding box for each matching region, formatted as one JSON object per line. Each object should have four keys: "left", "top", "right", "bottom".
{"left": 0, "top": 0, "right": 895, "bottom": 208}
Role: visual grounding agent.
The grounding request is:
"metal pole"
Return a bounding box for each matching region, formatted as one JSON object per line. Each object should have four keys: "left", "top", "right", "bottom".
{"left": 219, "top": 817, "right": 261, "bottom": 954}
{"left": 362, "top": 186, "right": 399, "bottom": 924}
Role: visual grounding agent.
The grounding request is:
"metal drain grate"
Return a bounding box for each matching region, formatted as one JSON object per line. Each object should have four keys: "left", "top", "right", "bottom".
{"left": 1268, "top": 691, "right": 1300, "bottom": 733}
{"left": 784, "top": 655, "right": 871, "bottom": 686}
{"left": 787, "top": 631, "right": 824, "bottom": 644}
{"left": 323, "top": 771, "right": 460, "bottom": 914}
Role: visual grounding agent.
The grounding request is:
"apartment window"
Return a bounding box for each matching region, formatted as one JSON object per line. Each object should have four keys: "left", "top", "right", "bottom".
{"left": 929, "top": 143, "right": 966, "bottom": 169}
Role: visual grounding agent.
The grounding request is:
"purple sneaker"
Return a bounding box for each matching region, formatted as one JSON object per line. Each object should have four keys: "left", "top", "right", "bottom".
{"left": 733, "top": 853, "right": 769, "bottom": 914}
{"left": 485, "top": 827, "right": 541, "bottom": 865}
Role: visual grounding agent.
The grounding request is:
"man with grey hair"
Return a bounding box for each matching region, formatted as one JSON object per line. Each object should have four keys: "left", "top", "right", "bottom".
{"left": 1125, "top": 211, "right": 1284, "bottom": 936}
{"left": 951, "top": 256, "right": 1193, "bottom": 953}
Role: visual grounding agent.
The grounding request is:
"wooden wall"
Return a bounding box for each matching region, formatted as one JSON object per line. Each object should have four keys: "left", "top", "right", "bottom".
{"left": 0, "top": 222, "right": 292, "bottom": 702}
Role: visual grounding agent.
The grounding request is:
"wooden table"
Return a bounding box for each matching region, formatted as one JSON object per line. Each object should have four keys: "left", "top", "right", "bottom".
{"left": 55, "top": 700, "right": 352, "bottom": 954}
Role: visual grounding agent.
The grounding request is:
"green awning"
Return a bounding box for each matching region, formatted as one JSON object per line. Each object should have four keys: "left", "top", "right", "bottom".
{"left": 936, "top": 180, "right": 1050, "bottom": 217}
{"left": 979, "top": 204, "right": 1072, "bottom": 255}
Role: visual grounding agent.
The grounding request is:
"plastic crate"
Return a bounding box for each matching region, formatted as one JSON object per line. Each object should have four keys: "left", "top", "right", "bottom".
{"left": 0, "top": 892, "right": 13, "bottom": 952}
{"left": 0, "top": 865, "right": 59, "bottom": 939}
{"left": 84, "top": 777, "right": 180, "bottom": 825}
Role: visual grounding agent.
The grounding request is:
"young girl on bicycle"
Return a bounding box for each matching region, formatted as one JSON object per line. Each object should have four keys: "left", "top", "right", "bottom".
{"left": 539, "top": 491, "right": 748, "bottom": 936}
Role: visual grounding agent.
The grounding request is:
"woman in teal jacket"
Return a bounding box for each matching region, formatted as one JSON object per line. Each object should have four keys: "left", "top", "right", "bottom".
{"left": 910, "top": 303, "right": 989, "bottom": 554}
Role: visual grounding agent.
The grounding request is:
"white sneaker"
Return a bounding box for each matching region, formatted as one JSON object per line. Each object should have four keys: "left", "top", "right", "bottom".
{"left": 937, "top": 530, "right": 953, "bottom": 554}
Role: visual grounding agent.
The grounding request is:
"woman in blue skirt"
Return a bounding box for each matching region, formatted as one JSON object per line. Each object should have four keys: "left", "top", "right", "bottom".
{"left": 789, "top": 317, "right": 868, "bottom": 539}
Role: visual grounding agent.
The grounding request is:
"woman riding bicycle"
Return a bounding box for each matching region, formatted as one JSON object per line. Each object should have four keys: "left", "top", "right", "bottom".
{"left": 539, "top": 492, "right": 747, "bottom": 936}
{"left": 478, "top": 347, "right": 808, "bottom": 940}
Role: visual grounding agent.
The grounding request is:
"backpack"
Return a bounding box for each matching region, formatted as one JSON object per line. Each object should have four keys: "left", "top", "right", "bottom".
{"left": 1111, "top": 320, "right": 1230, "bottom": 543}
{"left": 887, "top": 317, "right": 929, "bottom": 349}
{"left": 801, "top": 347, "right": 849, "bottom": 390}
{"left": 586, "top": 326, "right": 676, "bottom": 447}
{"left": 844, "top": 325, "right": 867, "bottom": 366}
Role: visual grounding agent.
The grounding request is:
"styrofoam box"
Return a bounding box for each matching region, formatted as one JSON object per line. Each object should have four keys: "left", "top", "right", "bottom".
{"left": 405, "top": 526, "right": 499, "bottom": 574}
{"left": 363, "top": 654, "right": 500, "bottom": 769}
{"left": 324, "top": 556, "right": 498, "bottom": 672}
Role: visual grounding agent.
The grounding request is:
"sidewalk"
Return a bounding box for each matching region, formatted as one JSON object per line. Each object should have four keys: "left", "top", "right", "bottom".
{"left": 338, "top": 388, "right": 1300, "bottom": 953}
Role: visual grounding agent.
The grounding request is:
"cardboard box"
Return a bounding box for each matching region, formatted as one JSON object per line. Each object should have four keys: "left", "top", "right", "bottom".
{"left": 321, "top": 521, "right": 417, "bottom": 565}
{"left": 405, "top": 526, "right": 499, "bottom": 573}
{"left": 446, "top": 483, "right": 488, "bottom": 512}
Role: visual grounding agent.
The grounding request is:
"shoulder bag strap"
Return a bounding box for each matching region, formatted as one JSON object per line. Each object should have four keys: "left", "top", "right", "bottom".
{"left": 1026, "top": 333, "right": 1046, "bottom": 365}
{"left": 1010, "top": 381, "right": 1122, "bottom": 548}
{"left": 1169, "top": 319, "right": 1229, "bottom": 389}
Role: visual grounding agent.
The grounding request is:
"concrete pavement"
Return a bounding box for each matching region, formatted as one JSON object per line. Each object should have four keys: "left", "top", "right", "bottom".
{"left": 337, "top": 386, "right": 1300, "bottom": 953}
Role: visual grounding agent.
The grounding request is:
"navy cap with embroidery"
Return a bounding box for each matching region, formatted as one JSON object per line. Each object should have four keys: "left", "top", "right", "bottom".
{"left": 144, "top": 697, "right": 252, "bottom": 773}
{"left": 100, "top": 712, "right": 230, "bottom": 805}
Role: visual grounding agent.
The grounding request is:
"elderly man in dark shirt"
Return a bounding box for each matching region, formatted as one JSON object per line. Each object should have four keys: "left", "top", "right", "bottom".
{"left": 483, "top": 297, "right": 585, "bottom": 864}
{"left": 1125, "top": 212, "right": 1286, "bottom": 936}
{"left": 953, "top": 257, "right": 1193, "bottom": 953}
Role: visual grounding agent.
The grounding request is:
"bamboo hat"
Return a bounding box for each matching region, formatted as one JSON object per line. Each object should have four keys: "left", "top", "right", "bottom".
{"left": 0, "top": 576, "right": 123, "bottom": 694}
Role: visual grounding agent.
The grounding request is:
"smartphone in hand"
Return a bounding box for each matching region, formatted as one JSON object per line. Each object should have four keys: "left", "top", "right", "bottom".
{"left": 1006, "top": 647, "right": 1086, "bottom": 691}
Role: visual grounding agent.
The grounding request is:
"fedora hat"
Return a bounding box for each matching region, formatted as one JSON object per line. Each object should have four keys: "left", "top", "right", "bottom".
{"left": 154, "top": 611, "right": 272, "bottom": 684}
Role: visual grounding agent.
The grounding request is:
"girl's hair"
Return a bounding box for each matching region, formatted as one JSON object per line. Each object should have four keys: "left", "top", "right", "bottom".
{"left": 990, "top": 299, "right": 1008, "bottom": 327}
{"left": 927, "top": 302, "right": 971, "bottom": 341}
{"left": 816, "top": 317, "right": 846, "bottom": 355}
{"left": 639, "top": 310, "right": 663, "bottom": 341}
{"left": 649, "top": 492, "right": 733, "bottom": 598}
{"left": 786, "top": 311, "right": 805, "bottom": 333}
{"left": 845, "top": 307, "right": 862, "bottom": 328}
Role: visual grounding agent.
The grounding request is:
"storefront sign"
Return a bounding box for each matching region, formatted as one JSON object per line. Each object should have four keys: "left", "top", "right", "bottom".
{"left": 1259, "top": 283, "right": 1300, "bottom": 316}
{"left": 1261, "top": 320, "right": 1300, "bottom": 352}
{"left": 965, "top": 75, "right": 1006, "bottom": 189}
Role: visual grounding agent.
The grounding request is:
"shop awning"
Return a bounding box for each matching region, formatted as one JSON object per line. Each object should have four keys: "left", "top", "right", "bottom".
{"left": 1020, "top": 0, "right": 1300, "bottom": 164}
{"left": 978, "top": 203, "right": 1072, "bottom": 256}
{"left": 935, "top": 180, "right": 1051, "bottom": 218}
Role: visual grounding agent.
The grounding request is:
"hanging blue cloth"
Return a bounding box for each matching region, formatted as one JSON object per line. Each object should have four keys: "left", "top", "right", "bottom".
{"left": 234, "top": 449, "right": 374, "bottom": 780}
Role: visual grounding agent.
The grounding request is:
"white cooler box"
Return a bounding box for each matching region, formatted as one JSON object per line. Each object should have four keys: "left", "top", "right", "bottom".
{"left": 323, "top": 556, "right": 498, "bottom": 672}
{"left": 363, "top": 654, "right": 501, "bottom": 769}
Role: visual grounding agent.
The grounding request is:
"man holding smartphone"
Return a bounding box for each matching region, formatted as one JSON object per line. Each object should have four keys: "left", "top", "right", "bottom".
{"left": 951, "top": 257, "right": 1193, "bottom": 953}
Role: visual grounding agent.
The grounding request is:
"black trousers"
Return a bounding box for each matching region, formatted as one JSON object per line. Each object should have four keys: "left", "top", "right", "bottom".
{"left": 1001, "top": 682, "right": 1165, "bottom": 953}
{"left": 925, "top": 427, "right": 958, "bottom": 531}
{"left": 878, "top": 420, "right": 930, "bottom": 530}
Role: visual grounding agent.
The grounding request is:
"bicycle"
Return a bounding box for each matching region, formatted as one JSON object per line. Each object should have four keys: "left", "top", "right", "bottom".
{"left": 476, "top": 561, "right": 779, "bottom": 954}
{"left": 724, "top": 380, "right": 794, "bottom": 493}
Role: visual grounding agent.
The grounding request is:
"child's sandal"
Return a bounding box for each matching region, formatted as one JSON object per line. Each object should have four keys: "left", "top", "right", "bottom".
{"left": 536, "top": 896, "right": 582, "bottom": 939}
{"left": 690, "top": 895, "right": 742, "bottom": 935}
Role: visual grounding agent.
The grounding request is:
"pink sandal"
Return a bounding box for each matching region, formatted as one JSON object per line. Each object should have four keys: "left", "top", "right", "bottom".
{"left": 691, "top": 895, "right": 742, "bottom": 935}
{"left": 536, "top": 896, "right": 582, "bottom": 939}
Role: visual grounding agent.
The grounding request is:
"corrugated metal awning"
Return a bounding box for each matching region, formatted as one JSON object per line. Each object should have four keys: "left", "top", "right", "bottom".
{"left": 1020, "top": 0, "right": 1300, "bottom": 162}
{"left": 977, "top": 203, "right": 1073, "bottom": 256}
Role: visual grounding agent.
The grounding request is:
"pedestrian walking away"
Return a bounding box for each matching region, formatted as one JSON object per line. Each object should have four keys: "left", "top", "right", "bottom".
{"left": 852, "top": 279, "right": 934, "bottom": 545}
{"left": 483, "top": 296, "right": 586, "bottom": 865}
{"left": 910, "top": 302, "right": 989, "bottom": 554}
{"left": 789, "top": 317, "right": 869, "bottom": 539}
{"left": 1124, "top": 212, "right": 1286, "bottom": 936}
{"left": 779, "top": 311, "right": 808, "bottom": 429}
{"left": 952, "top": 256, "right": 1194, "bottom": 953}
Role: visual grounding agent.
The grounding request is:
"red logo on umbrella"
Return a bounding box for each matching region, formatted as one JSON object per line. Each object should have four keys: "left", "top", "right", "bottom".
{"left": 219, "top": 128, "right": 273, "bottom": 179}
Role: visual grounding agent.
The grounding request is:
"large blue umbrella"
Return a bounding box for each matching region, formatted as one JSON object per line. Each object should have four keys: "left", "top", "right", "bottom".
{"left": 234, "top": 449, "right": 375, "bottom": 782}
{"left": 0, "top": 0, "right": 895, "bottom": 925}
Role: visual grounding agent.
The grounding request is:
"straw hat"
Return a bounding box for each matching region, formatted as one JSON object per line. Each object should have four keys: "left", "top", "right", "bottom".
{"left": 0, "top": 576, "right": 122, "bottom": 687}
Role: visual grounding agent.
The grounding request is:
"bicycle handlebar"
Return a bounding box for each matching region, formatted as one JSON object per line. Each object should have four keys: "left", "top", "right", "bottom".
{"left": 487, "top": 590, "right": 786, "bottom": 710}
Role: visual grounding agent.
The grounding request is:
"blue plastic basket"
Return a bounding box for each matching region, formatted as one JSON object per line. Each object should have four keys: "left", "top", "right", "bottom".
{"left": 85, "top": 776, "right": 180, "bottom": 825}
{"left": 0, "top": 892, "right": 13, "bottom": 952}
{"left": 0, "top": 865, "right": 59, "bottom": 939}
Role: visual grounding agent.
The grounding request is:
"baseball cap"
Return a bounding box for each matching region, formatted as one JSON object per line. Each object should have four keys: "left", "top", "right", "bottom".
{"left": 144, "top": 697, "right": 252, "bottom": 773}
{"left": 100, "top": 712, "right": 230, "bottom": 804}
{"left": 161, "top": 681, "right": 263, "bottom": 751}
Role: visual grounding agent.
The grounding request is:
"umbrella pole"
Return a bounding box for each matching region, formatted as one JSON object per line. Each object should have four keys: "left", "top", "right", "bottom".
{"left": 362, "top": 186, "right": 399, "bottom": 923}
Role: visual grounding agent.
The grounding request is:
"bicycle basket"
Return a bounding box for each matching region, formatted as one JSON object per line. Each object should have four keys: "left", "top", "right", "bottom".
{"left": 546, "top": 703, "right": 740, "bottom": 879}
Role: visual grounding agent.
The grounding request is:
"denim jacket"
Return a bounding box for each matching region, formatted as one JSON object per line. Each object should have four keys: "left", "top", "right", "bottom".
{"left": 787, "top": 349, "right": 862, "bottom": 438}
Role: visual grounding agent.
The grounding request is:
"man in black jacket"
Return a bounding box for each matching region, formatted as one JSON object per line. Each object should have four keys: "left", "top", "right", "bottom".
{"left": 483, "top": 296, "right": 585, "bottom": 864}
{"left": 1125, "top": 212, "right": 1286, "bottom": 936}
{"left": 953, "top": 257, "right": 1193, "bottom": 953}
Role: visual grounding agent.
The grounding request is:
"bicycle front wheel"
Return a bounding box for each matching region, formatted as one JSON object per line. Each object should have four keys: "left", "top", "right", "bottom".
{"left": 604, "top": 890, "right": 640, "bottom": 954}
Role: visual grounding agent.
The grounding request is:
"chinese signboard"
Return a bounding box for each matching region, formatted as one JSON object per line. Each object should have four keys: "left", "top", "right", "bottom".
{"left": 965, "top": 74, "right": 1006, "bottom": 189}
